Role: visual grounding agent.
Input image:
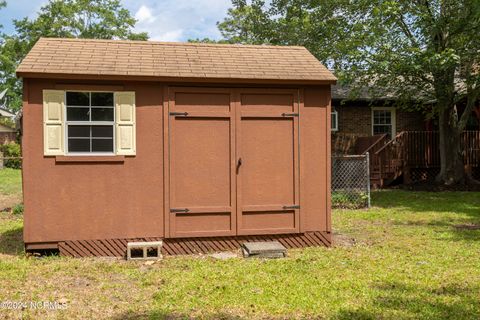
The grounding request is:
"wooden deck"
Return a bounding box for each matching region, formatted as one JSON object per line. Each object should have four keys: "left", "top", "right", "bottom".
{"left": 360, "top": 131, "right": 480, "bottom": 187}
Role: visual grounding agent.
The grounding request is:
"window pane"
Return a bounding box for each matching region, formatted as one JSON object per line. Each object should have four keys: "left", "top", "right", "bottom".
{"left": 67, "top": 107, "right": 90, "bottom": 121}
{"left": 67, "top": 92, "right": 89, "bottom": 106}
{"left": 373, "top": 125, "right": 392, "bottom": 135}
{"left": 92, "top": 125, "right": 113, "bottom": 138}
{"left": 68, "top": 139, "right": 90, "bottom": 152}
{"left": 373, "top": 110, "right": 391, "bottom": 125}
{"left": 91, "top": 107, "right": 114, "bottom": 121}
{"left": 68, "top": 125, "right": 90, "bottom": 138}
{"left": 92, "top": 139, "right": 114, "bottom": 152}
{"left": 91, "top": 92, "right": 114, "bottom": 106}
{"left": 384, "top": 115, "right": 392, "bottom": 124}
{"left": 331, "top": 112, "right": 337, "bottom": 130}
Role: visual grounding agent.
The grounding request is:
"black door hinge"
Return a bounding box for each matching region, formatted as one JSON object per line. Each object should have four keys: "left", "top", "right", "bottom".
{"left": 282, "top": 205, "right": 300, "bottom": 209}
{"left": 170, "top": 208, "right": 190, "bottom": 213}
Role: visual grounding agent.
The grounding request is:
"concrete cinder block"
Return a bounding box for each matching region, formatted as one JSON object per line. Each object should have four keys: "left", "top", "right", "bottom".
{"left": 127, "top": 241, "right": 163, "bottom": 261}
{"left": 241, "top": 241, "right": 287, "bottom": 259}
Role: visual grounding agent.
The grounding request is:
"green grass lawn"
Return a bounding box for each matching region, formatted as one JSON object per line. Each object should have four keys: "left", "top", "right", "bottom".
{"left": 0, "top": 168, "right": 22, "bottom": 196}
{"left": 0, "top": 169, "right": 479, "bottom": 319}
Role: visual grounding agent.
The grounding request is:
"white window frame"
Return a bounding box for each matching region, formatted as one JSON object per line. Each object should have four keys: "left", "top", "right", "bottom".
{"left": 331, "top": 110, "right": 338, "bottom": 132}
{"left": 64, "top": 91, "right": 116, "bottom": 156}
{"left": 371, "top": 107, "right": 396, "bottom": 138}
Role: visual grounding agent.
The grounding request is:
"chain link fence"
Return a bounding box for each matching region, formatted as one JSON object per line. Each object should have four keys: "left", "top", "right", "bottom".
{"left": 332, "top": 153, "right": 370, "bottom": 209}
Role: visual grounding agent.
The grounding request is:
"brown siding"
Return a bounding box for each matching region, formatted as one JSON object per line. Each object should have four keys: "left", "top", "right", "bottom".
{"left": 23, "top": 79, "right": 165, "bottom": 243}
{"left": 302, "top": 87, "right": 330, "bottom": 232}
{"left": 22, "top": 80, "right": 331, "bottom": 250}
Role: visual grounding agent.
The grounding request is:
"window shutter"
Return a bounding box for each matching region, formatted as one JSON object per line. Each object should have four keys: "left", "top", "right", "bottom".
{"left": 43, "top": 90, "right": 65, "bottom": 156}
{"left": 115, "top": 92, "right": 136, "bottom": 155}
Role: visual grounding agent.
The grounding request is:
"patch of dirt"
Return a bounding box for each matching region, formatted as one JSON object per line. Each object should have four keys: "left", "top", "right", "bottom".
{"left": 0, "top": 193, "right": 22, "bottom": 211}
{"left": 332, "top": 233, "right": 357, "bottom": 247}
{"left": 454, "top": 224, "right": 480, "bottom": 230}
{"left": 0, "top": 258, "right": 159, "bottom": 320}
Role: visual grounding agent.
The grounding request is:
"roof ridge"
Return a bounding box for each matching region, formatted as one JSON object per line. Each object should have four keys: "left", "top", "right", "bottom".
{"left": 37, "top": 37, "right": 307, "bottom": 50}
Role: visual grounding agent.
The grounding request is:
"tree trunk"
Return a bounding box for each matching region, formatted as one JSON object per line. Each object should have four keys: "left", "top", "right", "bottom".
{"left": 436, "top": 104, "right": 465, "bottom": 185}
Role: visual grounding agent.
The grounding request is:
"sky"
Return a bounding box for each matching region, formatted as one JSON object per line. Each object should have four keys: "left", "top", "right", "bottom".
{"left": 0, "top": 0, "right": 233, "bottom": 42}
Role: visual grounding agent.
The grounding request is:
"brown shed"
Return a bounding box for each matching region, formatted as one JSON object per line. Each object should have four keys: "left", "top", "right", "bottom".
{"left": 17, "top": 38, "right": 336, "bottom": 257}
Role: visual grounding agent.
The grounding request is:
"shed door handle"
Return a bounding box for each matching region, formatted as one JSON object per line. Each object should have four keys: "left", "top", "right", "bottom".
{"left": 170, "top": 208, "right": 190, "bottom": 213}
{"left": 236, "top": 157, "right": 242, "bottom": 173}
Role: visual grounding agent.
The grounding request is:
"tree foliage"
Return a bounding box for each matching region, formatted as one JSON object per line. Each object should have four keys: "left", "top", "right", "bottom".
{"left": 217, "top": 0, "right": 480, "bottom": 184}
{"left": 216, "top": 0, "right": 359, "bottom": 69}
{"left": 0, "top": 0, "right": 148, "bottom": 111}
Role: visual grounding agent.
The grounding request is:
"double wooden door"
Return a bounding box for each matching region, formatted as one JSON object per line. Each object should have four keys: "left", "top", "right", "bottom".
{"left": 167, "top": 87, "right": 300, "bottom": 238}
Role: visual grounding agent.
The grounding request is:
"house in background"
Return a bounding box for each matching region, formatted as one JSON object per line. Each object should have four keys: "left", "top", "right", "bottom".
{"left": 0, "top": 89, "right": 18, "bottom": 144}
{"left": 330, "top": 85, "right": 427, "bottom": 155}
{"left": 330, "top": 85, "right": 480, "bottom": 186}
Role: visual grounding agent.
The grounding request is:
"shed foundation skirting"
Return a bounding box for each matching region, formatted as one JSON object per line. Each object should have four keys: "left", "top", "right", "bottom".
{"left": 54, "top": 232, "right": 331, "bottom": 258}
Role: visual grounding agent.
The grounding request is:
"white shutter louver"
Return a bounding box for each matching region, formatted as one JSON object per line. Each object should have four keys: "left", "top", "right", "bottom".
{"left": 43, "top": 90, "right": 65, "bottom": 156}
{"left": 115, "top": 92, "right": 136, "bottom": 155}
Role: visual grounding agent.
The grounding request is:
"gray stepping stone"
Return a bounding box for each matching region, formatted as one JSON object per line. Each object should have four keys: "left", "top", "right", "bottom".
{"left": 241, "top": 241, "right": 287, "bottom": 258}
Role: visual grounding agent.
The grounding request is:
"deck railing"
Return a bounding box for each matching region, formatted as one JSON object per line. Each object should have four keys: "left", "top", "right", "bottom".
{"left": 356, "top": 134, "right": 388, "bottom": 155}
{"left": 371, "top": 131, "right": 480, "bottom": 184}
{"left": 462, "top": 131, "right": 480, "bottom": 167}
{"left": 374, "top": 132, "right": 406, "bottom": 179}
{"left": 358, "top": 134, "right": 388, "bottom": 174}
{"left": 401, "top": 131, "right": 480, "bottom": 168}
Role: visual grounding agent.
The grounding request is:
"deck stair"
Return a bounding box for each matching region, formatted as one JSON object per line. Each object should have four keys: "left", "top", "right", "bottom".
{"left": 358, "top": 131, "right": 480, "bottom": 187}
{"left": 358, "top": 132, "right": 406, "bottom": 188}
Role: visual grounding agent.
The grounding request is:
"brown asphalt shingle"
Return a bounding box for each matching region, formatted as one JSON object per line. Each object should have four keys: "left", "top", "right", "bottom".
{"left": 16, "top": 38, "right": 337, "bottom": 83}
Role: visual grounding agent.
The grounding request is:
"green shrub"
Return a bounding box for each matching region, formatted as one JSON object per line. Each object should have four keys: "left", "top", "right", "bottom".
{"left": 0, "top": 117, "right": 15, "bottom": 129}
{"left": 332, "top": 190, "right": 369, "bottom": 209}
{"left": 0, "top": 142, "right": 21, "bottom": 169}
{"left": 12, "top": 203, "right": 24, "bottom": 215}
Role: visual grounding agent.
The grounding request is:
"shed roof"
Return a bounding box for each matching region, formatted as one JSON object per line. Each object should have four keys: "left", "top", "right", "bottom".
{"left": 16, "top": 38, "right": 337, "bottom": 84}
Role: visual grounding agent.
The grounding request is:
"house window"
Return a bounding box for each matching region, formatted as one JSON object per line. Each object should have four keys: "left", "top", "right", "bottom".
{"left": 372, "top": 107, "right": 396, "bottom": 138}
{"left": 331, "top": 110, "right": 338, "bottom": 132}
{"left": 66, "top": 92, "right": 115, "bottom": 153}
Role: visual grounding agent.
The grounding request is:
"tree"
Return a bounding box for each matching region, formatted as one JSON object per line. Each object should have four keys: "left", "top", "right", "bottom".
{"left": 0, "top": 0, "right": 148, "bottom": 111}
{"left": 0, "top": 1, "right": 5, "bottom": 30}
{"left": 217, "top": 0, "right": 480, "bottom": 185}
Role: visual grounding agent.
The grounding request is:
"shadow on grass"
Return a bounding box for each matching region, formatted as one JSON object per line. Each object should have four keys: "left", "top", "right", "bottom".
{"left": 334, "top": 280, "right": 480, "bottom": 320}
{"left": 111, "top": 311, "right": 246, "bottom": 320}
{"left": 372, "top": 191, "right": 480, "bottom": 216}
{"left": 0, "top": 225, "right": 24, "bottom": 255}
{"left": 392, "top": 218, "right": 480, "bottom": 242}
{"left": 109, "top": 280, "right": 480, "bottom": 320}
{"left": 371, "top": 191, "right": 480, "bottom": 242}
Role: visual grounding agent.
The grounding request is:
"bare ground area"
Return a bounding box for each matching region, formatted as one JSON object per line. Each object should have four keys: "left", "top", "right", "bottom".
{"left": 0, "top": 194, "right": 22, "bottom": 213}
